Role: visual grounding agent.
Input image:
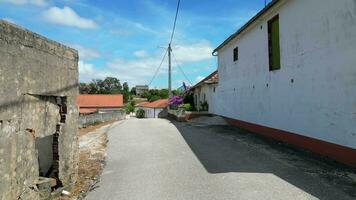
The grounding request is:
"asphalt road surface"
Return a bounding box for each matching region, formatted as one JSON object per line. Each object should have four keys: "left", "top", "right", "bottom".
{"left": 86, "top": 118, "right": 355, "bottom": 200}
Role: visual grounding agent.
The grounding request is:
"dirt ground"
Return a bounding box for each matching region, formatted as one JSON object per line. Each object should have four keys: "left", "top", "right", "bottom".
{"left": 57, "top": 121, "right": 116, "bottom": 200}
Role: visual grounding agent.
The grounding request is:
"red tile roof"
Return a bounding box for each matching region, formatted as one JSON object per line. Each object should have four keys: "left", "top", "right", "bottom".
{"left": 79, "top": 108, "right": 97, "bottom": 114}
{"left": 141, "top": 99, "right": 168, "bottom": 108}
{"left": 77, "top": 94, "right": 124, "bottom": 108}
{"left": 191, "top": 70, "right": 218, "bottom": 90}
{"left": 137, "top": 101, "right": 150, "bottom": 107}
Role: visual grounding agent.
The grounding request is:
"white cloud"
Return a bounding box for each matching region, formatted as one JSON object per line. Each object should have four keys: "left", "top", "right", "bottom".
{"left": 2, "top": 17, "right": 15, "bottom": 23}
{"left": 173, "top": 40, "right": 213, "bottom": 63}
{"left": 134, "top": 50, "right": 148, "bottom": 58}
{"left": 43, "top": 6, "right": 98, "bottom": 29}
{"left": 77, "top": 41, "right": 214, "bottom": 86}
{"left": 68, "top": 44, "right": 100, "bottom": 60}
{"left": 79, "top": 60, "right": 107, "bottom": 82}
{"left": 195, "top": 76, "right": 204, "bottom": 83}
{"left": 110, "top": 29, "right": 130, "bottom": 36}
{"left": 2, "top": 0, "right": 46, "bottom": 6}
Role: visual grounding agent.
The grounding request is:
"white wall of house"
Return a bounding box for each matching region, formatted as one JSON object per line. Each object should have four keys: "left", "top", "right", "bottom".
{"left": 214, "top": 0, "right": 356, "bottom": 149}
{"left": 194, "top": 84, "right": 217, "bottom": 112}
{"left": 142, "top": 107, "right": 164, "bottom": 118}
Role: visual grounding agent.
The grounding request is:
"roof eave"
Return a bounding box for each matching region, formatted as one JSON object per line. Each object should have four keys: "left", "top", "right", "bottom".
{"left": 212, "top": 0, "right": 281, "bottom": 54}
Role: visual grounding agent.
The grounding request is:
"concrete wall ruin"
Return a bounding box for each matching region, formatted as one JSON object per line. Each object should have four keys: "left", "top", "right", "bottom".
{"left": 0, "top": 20, "right": 79, "bottom": 200}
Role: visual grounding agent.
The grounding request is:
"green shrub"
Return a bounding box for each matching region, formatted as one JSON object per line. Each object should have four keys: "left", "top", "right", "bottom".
{"left": 125, "top": 103, "right": 135, "bottom": 114}
{"left": 136, "top": 109, "right": 145, "bottom": 118}
{"left": 180, "top": 103, "right": 193, "bottom": 111}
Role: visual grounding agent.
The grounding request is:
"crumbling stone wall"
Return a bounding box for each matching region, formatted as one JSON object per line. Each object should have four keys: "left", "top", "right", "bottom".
{"left": 0, "top": 20, "right": 79, "bottom": 200}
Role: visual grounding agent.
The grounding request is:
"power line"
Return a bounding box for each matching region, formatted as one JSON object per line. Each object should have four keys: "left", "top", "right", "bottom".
{"left": 169, "top": 0, "right": 181, "bottom": 45}
{"left": 172, "top": 52, "right": 193, "bottom": 85}
{"left": 148, "top": 48, "right": 168, "bottom": 86}
{"left": 147, "top": 0, "right": 181, "bottom": 89}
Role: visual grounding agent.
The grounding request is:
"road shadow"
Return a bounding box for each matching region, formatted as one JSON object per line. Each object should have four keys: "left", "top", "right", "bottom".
{"left": 172, "top": 121, "right": 356, "bottom": 200}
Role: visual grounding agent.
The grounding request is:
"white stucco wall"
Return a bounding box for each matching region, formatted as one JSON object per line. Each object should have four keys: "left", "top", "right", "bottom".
{"left": 194, "top": 84, "right": 217, "bottom": 112}
{"left": 142, "top": 107, "right": 164, "bottom": 118}
{"left": 214, "top": 0, "right": 356, "bottom": 149}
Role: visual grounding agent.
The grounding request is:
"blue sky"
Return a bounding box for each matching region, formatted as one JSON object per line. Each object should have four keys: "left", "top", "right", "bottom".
{"left": 0, "top": 0, "right": 270, "bottom": 89}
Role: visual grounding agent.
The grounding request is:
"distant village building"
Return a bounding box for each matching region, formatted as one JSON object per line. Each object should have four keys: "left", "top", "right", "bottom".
{"left": 77, "top": 94, "right": 124, "bottom": 114}
{"left": 211, "top": 0, "right": 356, "bottom": 167}
{"left": 135, "top": 85, "right": 149, "bottom": 96}
{"left": 136, "top": 99, "right": 168, "bottom": 118}
{"left": 191, "top": 71, "right": 218, "bottom": 112}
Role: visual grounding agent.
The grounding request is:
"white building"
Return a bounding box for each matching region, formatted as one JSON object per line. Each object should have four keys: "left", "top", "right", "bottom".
{"left": 135, "top": 85, "right": 149, "bottom": 96}
{"left": 137, "top": 99, "right": 168, "bottom": 118}
{"left": 191, "top": 71, "right": 218, "bottom": 112}
{"left": 212, "top": 0, "right": 356, "bottom": 166}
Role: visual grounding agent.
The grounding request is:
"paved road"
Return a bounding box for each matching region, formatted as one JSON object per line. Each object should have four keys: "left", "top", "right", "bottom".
{"left": 86, "top": 118, "right": 355, "bottom": 200}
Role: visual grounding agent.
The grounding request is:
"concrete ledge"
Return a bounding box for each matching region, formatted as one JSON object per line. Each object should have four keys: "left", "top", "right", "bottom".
{"left": 167, "top": 110, "right": 214, "bottom": 122}
{"left": 224, "top": 117, "right": 356, "bottom": 168}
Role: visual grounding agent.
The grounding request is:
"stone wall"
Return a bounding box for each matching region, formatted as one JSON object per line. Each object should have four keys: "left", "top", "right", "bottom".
{"left": 79, "top": 111, "right": 125, "bottom": 128}
{"left": 0, "top": 20, "right": 79, "bottom": 200}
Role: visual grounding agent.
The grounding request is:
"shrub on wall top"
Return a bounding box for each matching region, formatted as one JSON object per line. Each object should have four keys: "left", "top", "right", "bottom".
{"left": 136, "top": 109, "right": 145, "bottom": 118}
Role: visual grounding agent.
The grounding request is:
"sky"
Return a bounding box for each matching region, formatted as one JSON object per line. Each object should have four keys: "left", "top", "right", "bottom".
{"left": 0, "top": 0, "right": 270, "bottom": 89}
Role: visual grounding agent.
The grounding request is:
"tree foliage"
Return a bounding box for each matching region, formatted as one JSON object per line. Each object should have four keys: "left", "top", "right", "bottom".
{"left": 122, "top": 82, "right": 131, "bottom": 103}
{"left": 142, "top": 89, "right": 181, "bottom": 102}
{"left": 136, "top": 109, "right": 145, "bottom": 118}
{"left": 80, "top": 77, "right": 123, "bottom": 95}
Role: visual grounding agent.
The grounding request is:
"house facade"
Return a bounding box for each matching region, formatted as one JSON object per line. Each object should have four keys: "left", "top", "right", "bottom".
{"left": 77, "top": 94, "right": 124, "bottom": 114}
{"left": 191, "top": 71, "right": 218, "bottom": 112}
{"left": 135, "top": 85, "right": 149, "bottom": 96}
{"left": 137, "top": 99, "right": 168, "bottom": 118}
{"left": 212, "top": 0, "right": 356, "bottom": 166}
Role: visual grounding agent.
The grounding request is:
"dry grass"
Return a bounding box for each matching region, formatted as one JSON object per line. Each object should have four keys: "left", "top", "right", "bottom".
{"left": 57, "top": 121, "right": 115, "bottom": 200}
{"left": 79, "top": 121, "right": 115, "bottom": 137}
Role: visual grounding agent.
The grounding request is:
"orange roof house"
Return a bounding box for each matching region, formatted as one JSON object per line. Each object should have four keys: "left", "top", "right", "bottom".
{"left": 77, "top": 94, "right": 124, "bottom": 114}
{"left": 142, "top": 99, "right": 168, "bottom": 108}
{"left": 137, "top": 99, "right": 168, "bottom": 118}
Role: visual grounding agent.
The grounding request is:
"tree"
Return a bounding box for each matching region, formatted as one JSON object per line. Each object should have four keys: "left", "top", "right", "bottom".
{"left": 100, "top": 77, "right": 122, "bottom": 94}
{"left": 79, "top": 77, "right": 123, "bottom": 94}
{"left": 130, "top": 87, "right": 136, "bottom": 95}
{"left": 122, "top": 82, "right": 130, "bottom": 103}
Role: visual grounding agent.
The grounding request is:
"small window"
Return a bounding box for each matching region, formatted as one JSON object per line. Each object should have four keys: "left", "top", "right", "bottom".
{"left": 233, "top": 46, "right": 239, "bottom": 61}
{"left": 268, "top": 15, "right": 281, "bottom": 71}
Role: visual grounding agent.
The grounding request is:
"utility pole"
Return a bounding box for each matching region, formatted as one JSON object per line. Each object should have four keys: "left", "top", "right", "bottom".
{"left": 168, "top": 43, "right": 172, "bottom": 97}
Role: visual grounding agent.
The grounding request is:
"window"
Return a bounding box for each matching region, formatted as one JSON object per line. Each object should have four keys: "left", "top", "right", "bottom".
{"left": 268, "top": 15, "right": 281, "bottom": 71}
{"left": 233, "top": 46, "right": 239, "bottom": 61}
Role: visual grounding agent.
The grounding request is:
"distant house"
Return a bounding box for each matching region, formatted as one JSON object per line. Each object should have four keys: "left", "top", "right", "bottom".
{"left": 191, "top": 70, "right": 218, "bottom": 112}
{"left": 212, "top": 0, "right": 356, "bottom": 167}
{"left": 135, "top": 85, "right": 149, "bottom": 96}
{"left": 137, "top": 99, "right": 168, "bottom": 118}
{"left": 77, "top": 94, "right": 124, "bottom": 114}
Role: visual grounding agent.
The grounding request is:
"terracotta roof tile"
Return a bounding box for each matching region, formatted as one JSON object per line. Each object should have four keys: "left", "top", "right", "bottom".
{"left": 77, "top": 94, "right": 124, "bottom": 108}
{"left": 191, "top": 70, "right": 218, "bottom": 89}
{"left": 142, "top": 99, "right": 168, "bottom": 108}
{"left": 137, "top": 101, "right": 150, "bottom": 107}
{"left": 79, "top": 108, "right": 97, "bottom": 114}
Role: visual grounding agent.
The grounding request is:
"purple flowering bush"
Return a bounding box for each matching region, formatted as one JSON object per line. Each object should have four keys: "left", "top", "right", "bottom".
{"left": 168, "top": 96, "right": 183, "bottom": 110}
